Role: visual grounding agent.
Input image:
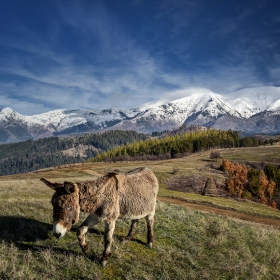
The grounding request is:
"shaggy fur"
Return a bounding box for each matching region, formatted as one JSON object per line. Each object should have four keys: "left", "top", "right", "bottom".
{"left": 41, "top": 167, "right": 159, "bottom": 266}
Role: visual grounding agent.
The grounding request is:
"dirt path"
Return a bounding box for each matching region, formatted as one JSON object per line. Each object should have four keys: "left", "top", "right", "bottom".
{"left": 158, "top": 196, "right": 280, "bottom": 228}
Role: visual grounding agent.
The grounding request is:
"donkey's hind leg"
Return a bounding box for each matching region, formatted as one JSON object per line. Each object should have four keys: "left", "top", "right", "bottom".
{"left": 77, "top": 214, "right": 100, "bottom": 255}
{"left": 123, "top": 219, "right": 139, "bottom": 242}
{"left": 145, "top": 213, "right": 155, "bottom": 248}
{"left": 101, "top": 220, "right": 116, "bottom": 266}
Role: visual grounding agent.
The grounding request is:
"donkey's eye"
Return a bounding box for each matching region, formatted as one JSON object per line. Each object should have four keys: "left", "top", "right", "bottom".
{"left": 67, "top": 206, "right": 73, "bottom": 210}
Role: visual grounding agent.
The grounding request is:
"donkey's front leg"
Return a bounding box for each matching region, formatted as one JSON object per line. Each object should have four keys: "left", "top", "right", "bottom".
{"left": 77, "top": 214, "right": 100, "bottom": 255}
{"left": 101, "top": 220, "right": 116, "bottom": 266}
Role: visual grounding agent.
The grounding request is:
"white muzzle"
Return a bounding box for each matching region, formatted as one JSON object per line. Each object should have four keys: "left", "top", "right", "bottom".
{"left": 53, "top": 223, "right": 67, "bottom": 238}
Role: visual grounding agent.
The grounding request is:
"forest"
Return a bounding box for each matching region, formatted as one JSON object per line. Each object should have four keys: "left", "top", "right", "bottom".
{"left": 91, "top": 129, "right": 270, "bottom": 162}
{"left": 0, "top": 126, "right": 278, "bottom": 176}
{"left": 0, "top": 130, "right": 148, "bottom": 176}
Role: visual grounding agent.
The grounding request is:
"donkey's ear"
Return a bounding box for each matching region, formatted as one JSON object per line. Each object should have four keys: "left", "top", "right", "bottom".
{"left": 40, "top": 178, "right": 62, "bottom": 190}
{"left": 64, "top": 182, "right": 76, "bottom": 194}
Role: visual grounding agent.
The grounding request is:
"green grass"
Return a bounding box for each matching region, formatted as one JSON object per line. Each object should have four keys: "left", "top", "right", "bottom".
{"left": 0, "top": 199, "right": 280, "bottom": 279}
{"left": 218, "top": 144, "right": 280, "bottom": 163}
{"left": 1, "top": 144, "right": 280, "bottom": 279}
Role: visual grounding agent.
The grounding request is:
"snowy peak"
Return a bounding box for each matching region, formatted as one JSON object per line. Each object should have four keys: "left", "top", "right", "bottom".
{"left": 267, "top": 99, "right": 280, "bottom": 112}
{"left": 112, "top": 92, "right": 243, "bottom": 133}
{"left": 169, "top": 92, "right": 239, "bottom": 116}
{"left": 0, "top": 107, "right": 26, "bottom": 122}
{"left": 225, "top": 86, "right": 280, "bottom": 118}
{"left": 1, "top": 86, "right": 280, "bottom": 142}
{"left": 171, "top": 92, "right": 241, "bottom": 119}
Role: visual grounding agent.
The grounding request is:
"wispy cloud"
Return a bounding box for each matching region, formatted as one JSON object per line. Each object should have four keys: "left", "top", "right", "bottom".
{"left": 0, "top": 0, "right": 279, "bottom": 115}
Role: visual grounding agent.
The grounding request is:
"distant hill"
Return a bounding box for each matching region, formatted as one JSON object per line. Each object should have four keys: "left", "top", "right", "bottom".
{"left": 0, "top": 130, "right": 148, "bottom": 176}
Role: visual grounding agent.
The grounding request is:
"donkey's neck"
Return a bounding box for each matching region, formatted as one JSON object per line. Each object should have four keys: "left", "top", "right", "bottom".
{"left": 77, "top": 181, "right": 104, "bottom": 213}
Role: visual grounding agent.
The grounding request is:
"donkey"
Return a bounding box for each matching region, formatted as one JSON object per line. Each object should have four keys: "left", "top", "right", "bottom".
{"left": 40, "top": 167, "right": 159, "bottom": 266}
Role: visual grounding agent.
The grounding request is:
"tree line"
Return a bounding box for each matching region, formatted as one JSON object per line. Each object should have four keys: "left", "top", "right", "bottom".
{"left": 89, "top": 128, "right": 279, "bottom": 162}
{"left": 0, "top": 125, "right": 278, "bottom": 176}
{"left": 90, "top": 129, "right": 269, "bottom": 163}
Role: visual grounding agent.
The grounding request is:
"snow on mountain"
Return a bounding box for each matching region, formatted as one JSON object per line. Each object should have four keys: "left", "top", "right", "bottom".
{"left": 26, "top": 109, "right": 67, "bottom": 127}
{"left": 1, "top": 86, "right": 280, "bottom": 142}
{"left": 225, "top": 86, "right": 280, "bottom": 117}
{"left": 0, "top": 107, "right": 26, "bottom": 122}
{"left": 113, "top": 92, "right": 241, "bottom": 132}
{"left": 23, "top": 107, "right": 143, "bottom": 133}
{"left": 267, "top": 99, "right": 280, "bottom": 113}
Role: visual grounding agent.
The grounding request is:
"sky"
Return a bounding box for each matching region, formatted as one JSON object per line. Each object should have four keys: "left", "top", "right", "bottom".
{"left": 0, "top": 0, "right": 280, "bottom": 115}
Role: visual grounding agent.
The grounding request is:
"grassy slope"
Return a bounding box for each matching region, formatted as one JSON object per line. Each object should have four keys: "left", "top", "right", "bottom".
{"left": 0, "top": 145, "right": 280, "bottom": 279}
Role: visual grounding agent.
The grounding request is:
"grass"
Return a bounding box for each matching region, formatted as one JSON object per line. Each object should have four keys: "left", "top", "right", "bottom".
{"left": 0, "top": 200, "right": 280, "bottom": 279}
{"left": 0, "top": 144, "right": 280, "bottom": 279}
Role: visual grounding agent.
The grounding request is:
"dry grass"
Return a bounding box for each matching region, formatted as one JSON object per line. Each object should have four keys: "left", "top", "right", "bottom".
{"left": 0, "top": 199, "right": 279, "bottom": 279}
{"left": 0, "top": 144, "right": 280, "bottom": 278}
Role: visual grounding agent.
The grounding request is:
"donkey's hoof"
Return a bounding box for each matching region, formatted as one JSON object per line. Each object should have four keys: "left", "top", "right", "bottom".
{"left": 81, "top": 244, "right": 89, "bottom": 255}
{"left": 100, "top": 252, "right": 112, "bottom": 267}
{"left": 147, "top": 242, "right": 153, "bottom": 249}
{"left": 101, "top": 259, "right": 108, "bottom": 267}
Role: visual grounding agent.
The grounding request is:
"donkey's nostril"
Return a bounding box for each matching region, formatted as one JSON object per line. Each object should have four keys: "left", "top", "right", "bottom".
{"left": 53, "top": 232, "right": 61, "bottom": 238}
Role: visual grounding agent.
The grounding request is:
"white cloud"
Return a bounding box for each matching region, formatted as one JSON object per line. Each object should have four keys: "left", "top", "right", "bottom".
{"left": 0, "top": 0, "right": 279, "bottom": 115}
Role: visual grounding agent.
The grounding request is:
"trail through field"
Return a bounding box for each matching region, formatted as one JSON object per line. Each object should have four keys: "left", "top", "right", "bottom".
{"left": 158, "top": 196, "right": 280, "bottom": 228}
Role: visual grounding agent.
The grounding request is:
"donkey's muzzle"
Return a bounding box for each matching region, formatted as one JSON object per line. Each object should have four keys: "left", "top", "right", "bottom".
{"left": 53, "top": 222, "right": 67, "bottom": 238}
{"left": 53, "top": 232, "right": 61, "bottom": 238}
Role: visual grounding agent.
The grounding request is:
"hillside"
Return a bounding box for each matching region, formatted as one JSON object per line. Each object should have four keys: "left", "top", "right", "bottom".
{"left": 0, "top": 130, "right": 148, "bottom": 176}
{"left": 1, "top": 125, "right": 279, "bottom": 177}
{"left": 0, "top": 145, "right": 280, "bottom": 278}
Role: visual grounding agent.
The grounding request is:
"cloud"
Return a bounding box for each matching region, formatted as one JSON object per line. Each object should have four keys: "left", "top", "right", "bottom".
{"left": 0, "top": 0, "right": 280, "bottom": 115}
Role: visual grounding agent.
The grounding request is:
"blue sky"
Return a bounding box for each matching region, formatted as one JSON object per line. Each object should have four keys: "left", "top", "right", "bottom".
{"left": 0, "top": 0, "right": 280, "bottom": 115}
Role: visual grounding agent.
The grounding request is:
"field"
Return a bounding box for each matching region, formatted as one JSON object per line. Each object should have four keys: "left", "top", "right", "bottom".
{"left": 1, "top": 145, "right": 280, "bottom": 279}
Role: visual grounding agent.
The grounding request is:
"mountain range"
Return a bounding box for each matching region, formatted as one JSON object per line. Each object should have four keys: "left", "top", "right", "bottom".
{"left": 1, "top": 86, "right": 280, "bottom": 143}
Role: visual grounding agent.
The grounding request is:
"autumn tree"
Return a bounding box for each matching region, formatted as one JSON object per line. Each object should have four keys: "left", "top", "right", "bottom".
{"left": 223, "top": 159, "right": 276, "bottom": 206}
{"left": 222, "top": 159, "right": 248, "bottom": 197}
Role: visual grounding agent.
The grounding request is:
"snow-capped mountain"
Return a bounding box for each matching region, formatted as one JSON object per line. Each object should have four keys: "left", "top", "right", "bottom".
{"left": 225, "top": 86, "right": 280, "bottom": 118}
{"left": 1, "top": 86, "right": 280, "bottom": 143}
{"left": 267, "top": 99, "right": 280, "bottom": 113}
{"left": 0, "top": 107, "right": 143, "bottom": 142}
{"left": 113, "top": 92, "right": 242, "bottom": 132}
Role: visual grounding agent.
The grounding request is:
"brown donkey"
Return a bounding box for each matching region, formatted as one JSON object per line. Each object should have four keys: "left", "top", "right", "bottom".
{"left": 40, "top": 167, "right": 159, "bottom": 266}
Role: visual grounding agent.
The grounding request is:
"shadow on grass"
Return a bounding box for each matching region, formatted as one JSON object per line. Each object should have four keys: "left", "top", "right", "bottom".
{"left": 114, "top": 233, "right": 147, "bottom": 247}
{"left": 0, "top": 216, "right": 100, "bottom": 261}
{"left": 0, "top": 216, "right": 147, "bottom": 262}
{"left": 0, "top": 216, "right": 51, "bottom": 243}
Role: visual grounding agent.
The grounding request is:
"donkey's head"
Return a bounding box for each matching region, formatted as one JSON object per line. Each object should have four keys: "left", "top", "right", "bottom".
{"left": 40, "top": 178, "right": 80, "bottom": 238}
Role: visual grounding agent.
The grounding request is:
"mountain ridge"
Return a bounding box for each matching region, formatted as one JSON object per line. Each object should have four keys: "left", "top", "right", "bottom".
{"left": 1, "top": 86, "right": 280, "bottom": 143}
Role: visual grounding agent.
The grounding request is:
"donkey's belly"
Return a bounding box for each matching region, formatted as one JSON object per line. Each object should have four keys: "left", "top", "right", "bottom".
{"left": 118, "top": 212, "right": 150, "bottom": 220}
{"left": 118, "top": 198, "right": 155, "bottom": 219}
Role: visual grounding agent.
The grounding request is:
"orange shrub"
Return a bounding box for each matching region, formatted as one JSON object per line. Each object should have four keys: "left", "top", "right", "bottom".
{"left": 222, "top": 159, "right": 276, "bottom": 206}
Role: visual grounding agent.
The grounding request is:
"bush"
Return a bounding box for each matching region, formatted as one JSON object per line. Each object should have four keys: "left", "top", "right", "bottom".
{"left": 222, "top": 159, "right": 276, "bottom": 207}
{"left": 210, "top": 151, "right": 221, "bottom": 161}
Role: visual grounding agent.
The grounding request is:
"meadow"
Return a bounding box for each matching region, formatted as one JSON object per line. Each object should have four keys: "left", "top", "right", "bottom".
{"left": 0, "top": 145, "right": 280, "bottom": 279}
